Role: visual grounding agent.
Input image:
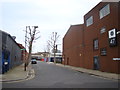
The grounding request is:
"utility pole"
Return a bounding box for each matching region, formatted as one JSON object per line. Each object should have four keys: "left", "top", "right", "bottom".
{"left": 24, "top": 26, "right": 27, "bottom": 71}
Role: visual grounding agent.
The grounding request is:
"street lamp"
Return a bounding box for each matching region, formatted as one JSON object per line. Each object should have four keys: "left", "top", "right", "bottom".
{"left": 33, "top": 26, "right": 38, "bottom": 29}
{"left": 117, "top": 31, "right": 120, "bottom": 34}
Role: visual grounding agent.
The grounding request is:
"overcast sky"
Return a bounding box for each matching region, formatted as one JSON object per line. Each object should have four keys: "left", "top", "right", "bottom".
{"left": 0, "top": 0, "right": 102, "bottom": 53}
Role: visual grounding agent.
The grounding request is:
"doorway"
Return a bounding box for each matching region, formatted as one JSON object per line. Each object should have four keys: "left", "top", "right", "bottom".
{"left": 2, "top": 50, "right": 10, "bottom": 74}
{"left": 93, "top": 56, "right": 100, "bottom": 70}
{"left": 67, "top": 57, "right": 69, "bottom": 65}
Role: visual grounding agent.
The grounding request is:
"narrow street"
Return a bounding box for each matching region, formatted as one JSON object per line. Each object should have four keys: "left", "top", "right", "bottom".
{"left": 3, "top": 61, "right": 118, "bottom": 88}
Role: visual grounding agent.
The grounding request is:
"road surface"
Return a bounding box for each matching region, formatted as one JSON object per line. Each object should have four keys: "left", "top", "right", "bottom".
{"left": 2, "top": 61, "right": 119, "bottom": 88}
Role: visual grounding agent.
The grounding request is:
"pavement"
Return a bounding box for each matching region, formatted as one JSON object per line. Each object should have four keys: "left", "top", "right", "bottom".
{"left": 0, "top": 62, "right": 119, "bottom": 83}
{"left": 56, "top": 63, "right": 120, "bottom": 80}
{"left": 0, "top": 63, "right": 34, "bottom": 83}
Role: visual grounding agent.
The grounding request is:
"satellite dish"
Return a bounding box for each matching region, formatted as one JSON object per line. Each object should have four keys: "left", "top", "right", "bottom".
{"left": 12, "top": 36, "right": 16, "bottom": 40}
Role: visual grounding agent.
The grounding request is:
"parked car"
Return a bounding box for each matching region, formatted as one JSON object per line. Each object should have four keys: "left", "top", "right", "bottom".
{"left": 31, "top": 59, "right": 37, "bottom": 64}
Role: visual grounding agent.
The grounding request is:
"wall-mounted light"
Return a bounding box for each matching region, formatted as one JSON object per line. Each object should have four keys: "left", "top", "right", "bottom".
{"left": 117, "top": 31, "right": 120, "bottom": 34}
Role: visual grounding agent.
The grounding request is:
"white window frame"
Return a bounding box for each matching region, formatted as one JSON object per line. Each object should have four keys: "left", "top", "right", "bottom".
{"left": 86, "top": 16, "right": 93, "bottom": 27}
{"left": 99, "top": 4, "right": 110, "bottom": 19}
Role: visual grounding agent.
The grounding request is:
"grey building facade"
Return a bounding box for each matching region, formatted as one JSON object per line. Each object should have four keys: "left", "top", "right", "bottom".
{"left": 0, "top": 30, "right": 22, "bottom": 74}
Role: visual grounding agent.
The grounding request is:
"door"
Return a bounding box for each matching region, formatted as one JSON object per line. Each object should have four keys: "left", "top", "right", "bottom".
{"left": 93, "top": 56, "right": 100, "bottom": 70}
{"left": 2, "top": 50, "right": 10, "bottom": 74}
{"left": 67, "top": 57, "right": 69, "bottom": 65}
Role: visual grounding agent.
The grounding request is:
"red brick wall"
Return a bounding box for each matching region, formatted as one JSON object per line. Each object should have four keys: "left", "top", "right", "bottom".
{"left": 63, "top": 24, "right": 84, "bottom": 67}
{"left": 84, "top": 2, "right": 119, "bottom": 73}
{"left": 63, "top": 2, "right": 120, "bottom": 73}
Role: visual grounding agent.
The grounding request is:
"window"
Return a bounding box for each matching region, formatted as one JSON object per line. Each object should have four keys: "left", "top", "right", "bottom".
{"left": 100, "top": 27, "right": 106, "bottom": 34}
{"left": 86, "top": 16, "right": 93, "bottom": 27}
{"left": 99, "top": 4, "right": 110, "bottom": 19}
{"left": 100, "top": 48, "right": 107, "bottom": 56}
{"left": 93, "top": 39, "right": 99, "bottom": 50}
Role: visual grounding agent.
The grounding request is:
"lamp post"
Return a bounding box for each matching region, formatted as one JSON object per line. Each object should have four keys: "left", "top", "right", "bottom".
{"left": 54, "top": 44, "right": 61, "bottom": 64}
{"left": 24, "top": 26, "right": 28, "bottom": 71}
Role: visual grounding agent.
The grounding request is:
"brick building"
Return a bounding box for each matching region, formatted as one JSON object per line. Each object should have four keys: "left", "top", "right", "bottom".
{"left": 63, "top": 24, "right": 84, "bottom": 67}
{"left": 17, "top": 43, "right": 28, "bottom": 63}
{"left": 63, "top": 2, "right": 120, "bottom": 73}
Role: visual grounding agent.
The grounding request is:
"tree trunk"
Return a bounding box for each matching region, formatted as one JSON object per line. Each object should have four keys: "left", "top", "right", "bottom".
{"left": 26, "top": 40, "right": 33, "bottom": 66}
{"left": 54, "top": 52, "right": 56, "bottom": 64}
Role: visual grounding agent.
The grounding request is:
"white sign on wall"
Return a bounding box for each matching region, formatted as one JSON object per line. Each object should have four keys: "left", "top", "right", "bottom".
{"left": 108, "top": 29, "right": 116, "bottom": 38}
{"left": 108, "top": 29, "right": 117, "bottom": 47}
{"left": 113, "top": 58, "right": 120, "bottom": 60}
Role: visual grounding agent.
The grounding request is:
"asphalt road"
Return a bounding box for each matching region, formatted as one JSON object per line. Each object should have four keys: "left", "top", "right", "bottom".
{"left": 2, "top": 61, "right": 119, "bottom": 88}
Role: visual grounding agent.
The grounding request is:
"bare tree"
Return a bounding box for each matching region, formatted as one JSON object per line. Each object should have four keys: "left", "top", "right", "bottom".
{"left": 47, "top": 32, "right": 60, "bottom": 64}
{"left": 46, "top": 42, "right": 51, "bottom": 53}
{"left": 44, "top": 42, "right": 51, "bottom": 62}
{"left": 24, "top": 26, "right": 40, "bottom": 71}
